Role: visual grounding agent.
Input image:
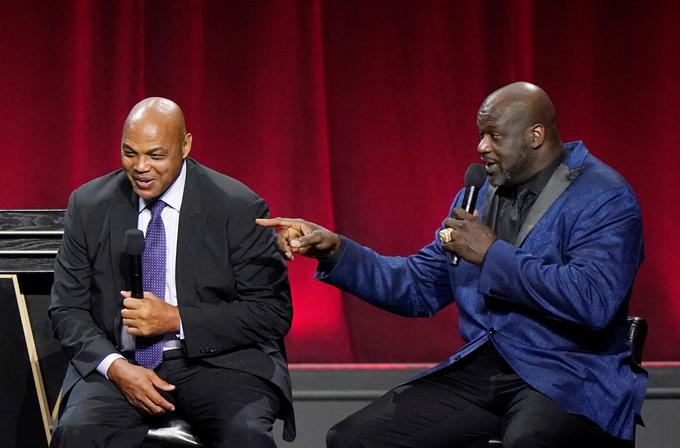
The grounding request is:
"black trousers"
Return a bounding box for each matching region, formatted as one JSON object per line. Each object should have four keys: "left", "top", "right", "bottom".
{"left": 51, "top": 352, "right": 282, "bottom": 448}
{"left": 327, "top": 343, "right": 633, "bottom": 448}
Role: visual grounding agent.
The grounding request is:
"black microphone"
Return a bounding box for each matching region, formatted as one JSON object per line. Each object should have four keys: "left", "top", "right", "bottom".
{"left": 451, "top": 163, "right": 487, "bottom": 266}
{"left": 123, "top": 229, "right": 145, "bottom": 298}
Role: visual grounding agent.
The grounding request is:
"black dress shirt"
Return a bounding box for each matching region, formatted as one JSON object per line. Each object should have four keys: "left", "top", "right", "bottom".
{"left": 493, "top": 152, "right": 565, "bottom": 244}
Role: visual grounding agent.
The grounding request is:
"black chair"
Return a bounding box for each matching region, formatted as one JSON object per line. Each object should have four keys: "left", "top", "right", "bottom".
{"left": 487, "top": 316, "right": 647, "bottom": 447}
{"left": 627, "top": 316, "right": 648, "bottom": 368}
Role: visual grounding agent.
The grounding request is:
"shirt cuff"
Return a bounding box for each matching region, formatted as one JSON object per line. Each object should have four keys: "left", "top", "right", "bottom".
{"left": 97, "top": 353, "right": 126, "bottom": 379}
{"left": 178, "top": 317, "right": 184, "bottom": 339}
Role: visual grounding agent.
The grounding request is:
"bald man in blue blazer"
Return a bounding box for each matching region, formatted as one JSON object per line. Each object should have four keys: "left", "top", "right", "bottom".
{"left": 259, "top": 82, "right": 645, "bottom": 448}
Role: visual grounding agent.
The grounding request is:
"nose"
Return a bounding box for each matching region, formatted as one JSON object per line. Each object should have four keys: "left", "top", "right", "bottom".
{"left": 477, "top": 135, "right": 492, "bottom": 155}
{"left": 133, "top": 155, "right": 149, "bottom": 172}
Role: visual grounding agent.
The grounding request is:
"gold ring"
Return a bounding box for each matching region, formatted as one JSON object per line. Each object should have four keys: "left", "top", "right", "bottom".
{"left": 438, "top": 228, "right": 454, "bottom": 244}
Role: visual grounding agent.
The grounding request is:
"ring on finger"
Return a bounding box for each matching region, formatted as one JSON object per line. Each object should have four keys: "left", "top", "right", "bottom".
{"left": 438, "top": 228, "right": 455, "bottom": 244}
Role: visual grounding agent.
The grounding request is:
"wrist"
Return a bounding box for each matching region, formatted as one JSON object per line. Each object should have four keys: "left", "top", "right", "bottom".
{"left": 317, "top": 234, "right": 343, "bottom": 266}
{"left": 326, "top": 233, "right": 342, "bottom": 258}
{"left": 107, "top": 357, "right": 129, "bottom": 382}
{"left": 166, "top": 305, "right": 181, "bottom": 333}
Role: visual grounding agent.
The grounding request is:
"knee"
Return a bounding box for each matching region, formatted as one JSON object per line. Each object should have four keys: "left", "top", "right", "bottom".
{"left": 210, "top": 413, "right": 275, "bottom": 447}
{"left": 51, "top": 420, "right": 146, "bottom": 448}
{"left": 50, "top": 421, "right": 78, "bottom": 447}
{"left": 51, "top": 414, "right": 91, "bottom": 445}
{"left": 326, "top": 418, "right": 366, "bottom": 448}
{"left": 503, "top": 428, "right": 546, "bottom": 448}
{"left": 231, "top": 414, "right": 273, "bottom": 435}
{"left": 326, "top": 426, "right": 346, "bottom": 448}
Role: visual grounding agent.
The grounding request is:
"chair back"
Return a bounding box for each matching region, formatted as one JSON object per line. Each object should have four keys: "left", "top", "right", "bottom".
{"left": 627, "top": 316, "right": 648, "bottom": 366}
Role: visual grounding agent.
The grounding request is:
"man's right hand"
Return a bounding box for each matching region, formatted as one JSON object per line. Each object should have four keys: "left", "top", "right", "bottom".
{"left": 107, "top": 358, "right": 176, "bottom": 415}
{"left": 256, "top": 217, "right": 341, "bottom": 260}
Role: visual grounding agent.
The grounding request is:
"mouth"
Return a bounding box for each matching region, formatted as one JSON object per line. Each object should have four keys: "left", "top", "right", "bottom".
{"left": 482, "top": 159, "right": 498, "bottom": 172}
{"left": 133, "top": 177, "right": 155, "bottom": 190}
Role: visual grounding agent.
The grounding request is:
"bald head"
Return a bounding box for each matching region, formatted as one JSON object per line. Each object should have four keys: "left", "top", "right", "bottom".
{"left": 124, "top": 97, "right": 187, "bottom": 141}
{"left": 476, "top": 82, "right": 562, "bottom": 187}
{"left": 121, "top": 97, "right": 192, "bottom": 201}
{"left": 479, "top": 82, "right": 559, "bottom": 144}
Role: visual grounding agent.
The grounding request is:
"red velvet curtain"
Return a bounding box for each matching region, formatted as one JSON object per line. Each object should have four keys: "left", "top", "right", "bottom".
{"left": 2, "top": 0, "right": 678, "bottom": 362}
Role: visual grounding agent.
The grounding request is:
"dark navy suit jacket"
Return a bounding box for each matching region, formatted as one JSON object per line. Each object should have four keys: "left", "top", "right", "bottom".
{"left": 317, "top": 141, "right": 645, "bottom": 440}
{"left": 50, "top": 158, "right": 295, "bottom": 441}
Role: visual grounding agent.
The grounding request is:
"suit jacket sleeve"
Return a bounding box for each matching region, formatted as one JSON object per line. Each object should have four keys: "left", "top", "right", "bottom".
{"left": 179, "top": 195, "right": 293, "bottom": 356}
{"left": 316, "top": 190, "right": 465, "bottom": 317}
{"left": 316, "top": 235, "right": 455, "bottom": 317}
{"left": 49, "top": 191, "right": 118, "bottom": 378}
{"left": 478, "top": 182, "right": 643, "bottom": 330}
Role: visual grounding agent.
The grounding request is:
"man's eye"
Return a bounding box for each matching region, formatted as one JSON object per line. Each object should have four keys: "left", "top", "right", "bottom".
{"left": 491, "top": 133, "right": 502, "bottom": 141}
{"left": 150, "top": 154, "right": 166, "bottom": 160}
{"left": 123, "top": 152, "right": 135, "bottom": 158}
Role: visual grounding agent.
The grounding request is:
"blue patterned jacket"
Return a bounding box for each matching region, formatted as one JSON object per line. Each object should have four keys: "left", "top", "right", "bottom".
{"left": 317, "top": 141, "right": 646, "bottom": 440}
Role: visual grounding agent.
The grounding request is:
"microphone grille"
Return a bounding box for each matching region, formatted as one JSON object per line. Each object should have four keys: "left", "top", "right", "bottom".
{"left": 123, "top": 229, "right": 145, "bottom": 256}
{"left": 464, "top": 163, "right": 486, "bottom": 188}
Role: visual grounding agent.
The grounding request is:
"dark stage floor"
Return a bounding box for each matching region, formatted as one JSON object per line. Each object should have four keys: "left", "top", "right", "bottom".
{"left": 272, "top": 363, "right": 680, "bottom": 448}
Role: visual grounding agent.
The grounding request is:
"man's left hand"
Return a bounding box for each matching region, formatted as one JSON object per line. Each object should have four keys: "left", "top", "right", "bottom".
{"left": 441, "top": 208, "right": 497, "bottom": 265}
{"left": 120, "top": 291, "right": 180, "bottom": 337}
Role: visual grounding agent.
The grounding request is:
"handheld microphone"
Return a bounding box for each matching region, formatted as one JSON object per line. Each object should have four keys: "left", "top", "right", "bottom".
{"left": 451, "top": 163, "right": 487, "bottom": 266}
{"left": 123, "top": 229, "right": 145, "bottom": 298}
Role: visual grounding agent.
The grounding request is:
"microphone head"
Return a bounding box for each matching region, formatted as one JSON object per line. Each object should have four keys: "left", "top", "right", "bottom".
{"left": 464, "top": 163, "right": 487, "bottom": 188}
{"left": 123, "top": 229, "right": 145, "bottom": 256}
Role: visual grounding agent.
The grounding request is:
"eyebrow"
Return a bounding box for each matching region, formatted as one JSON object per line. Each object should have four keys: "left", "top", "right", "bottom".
{"left": 121, "top": 144, "right": 166, "bottom": 154}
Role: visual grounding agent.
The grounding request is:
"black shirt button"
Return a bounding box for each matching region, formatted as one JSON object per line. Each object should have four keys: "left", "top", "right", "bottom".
{"left": 489, "top": 327, "right": 496, "bottom": 334}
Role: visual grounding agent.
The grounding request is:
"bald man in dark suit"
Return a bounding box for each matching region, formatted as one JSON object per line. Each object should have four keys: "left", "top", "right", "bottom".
{"left": 50, "top": 98, "right": 294, "bottom": 447}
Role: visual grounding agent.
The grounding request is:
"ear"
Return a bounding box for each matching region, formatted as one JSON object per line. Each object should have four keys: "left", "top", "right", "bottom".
{"left": 182, "top": 133, "right": 193, "bottom": 158}
{"left": 527, "top": 124, "right": 545, "bottom": 149}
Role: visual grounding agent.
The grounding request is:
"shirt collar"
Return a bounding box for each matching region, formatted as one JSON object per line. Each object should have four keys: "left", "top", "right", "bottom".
{"left": 138, "top": 160, "right": 187, "bottom": 213}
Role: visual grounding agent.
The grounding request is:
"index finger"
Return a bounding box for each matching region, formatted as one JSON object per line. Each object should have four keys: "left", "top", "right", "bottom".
{"left": 452, "top": 208, "right": 474, "bottom": 220}
{"left": 145, "top": 388, "right": 175, "bottom": 413}
{"left": 443, "top": 218, "right": 456, "bottom": 228}
{"left": 150, "top": 381, "right": 176, "bottom": 412}
{"left": 122, "top": 297, "right": 141, "bottom": 309}
{"left": 255, "top": 217, "right": 301, "bottom": 229}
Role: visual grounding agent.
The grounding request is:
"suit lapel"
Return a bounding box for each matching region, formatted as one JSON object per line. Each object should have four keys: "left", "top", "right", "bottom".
{"left": 176, "top": 161, "right": 205, "bottom": 306}
{"left": 515, "top": 163, "right": 574, "bottom": 246}
{"left": 109, "top": 178, "right": 139, "bottom": 295}
{"left": 108, "top": 177, "right": 138, "bottom": 345}
{"left": 481, "top": 184, "right": 498, "bottom": 229}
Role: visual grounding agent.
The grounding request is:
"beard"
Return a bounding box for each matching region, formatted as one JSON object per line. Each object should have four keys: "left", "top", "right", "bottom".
{"left": 489, "top": 143, "right": 531, "bottom": 187}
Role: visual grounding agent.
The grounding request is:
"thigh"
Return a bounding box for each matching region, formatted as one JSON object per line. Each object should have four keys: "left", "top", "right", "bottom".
{"left": 51, "top": 372, "right": 147, "bottom": 448}
{"left": 327, "top": 380, "right": 502, "bottom": 448}
{"left": 502, "top": 387, "right": 633, "bottom": 448}
{"left": 164, "top": 360, "right": 280, "bottom": 448}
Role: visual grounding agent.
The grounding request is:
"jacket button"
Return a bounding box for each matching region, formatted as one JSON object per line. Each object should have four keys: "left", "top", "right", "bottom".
{"left": 489, "top": 327, "right": 496, "bottom": 334}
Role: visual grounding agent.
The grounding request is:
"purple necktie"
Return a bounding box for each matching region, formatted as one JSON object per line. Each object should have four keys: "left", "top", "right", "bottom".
{"left": 135, "top": 200, "right": 167, "bottom": 370}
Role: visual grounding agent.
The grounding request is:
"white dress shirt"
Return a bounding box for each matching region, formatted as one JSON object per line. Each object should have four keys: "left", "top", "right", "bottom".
{"left": 97, "top": 161, "right": 187, "bottom": 378}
